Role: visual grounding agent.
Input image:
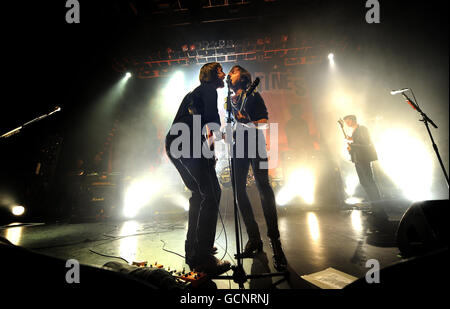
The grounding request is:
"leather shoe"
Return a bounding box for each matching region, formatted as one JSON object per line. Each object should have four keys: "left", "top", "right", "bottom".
{"left": 270, "top": 238, "right": 287, "bottom": 271}
{"left": 244, "top": 239, "right": 263, "bottom": 255}
{"left": 186, "top": 246, "right": 218, "bottom": 265}
{"left": 211, "top": 246, "right": 218, "bottom": 255}
{"left": 235, "top": 239, "right": 263, "bottom": 259}
{"left": 190, "top": 255, "right": 231, "bottom": 276}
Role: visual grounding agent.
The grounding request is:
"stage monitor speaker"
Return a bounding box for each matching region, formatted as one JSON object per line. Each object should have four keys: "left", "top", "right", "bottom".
{"left": 396, "top": 199, "right": 449, "bottom": 258}
{"left": 345, "top": 247, "right": 448, "bottom": 289}
{"left": 369, "top": 198, "right": 413, "bottom": 218}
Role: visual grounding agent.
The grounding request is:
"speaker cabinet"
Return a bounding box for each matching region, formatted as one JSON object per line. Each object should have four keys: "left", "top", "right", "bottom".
{"left": 396, "top": 199, "right": 449, "bottom": 258}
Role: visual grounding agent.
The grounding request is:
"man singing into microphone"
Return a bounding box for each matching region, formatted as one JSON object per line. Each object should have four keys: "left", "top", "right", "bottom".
{"left": 227, "top": 65, "right": 287, "bottom": 271}
{"left": 165, "top": 62, "right": 230, "bottom": 275}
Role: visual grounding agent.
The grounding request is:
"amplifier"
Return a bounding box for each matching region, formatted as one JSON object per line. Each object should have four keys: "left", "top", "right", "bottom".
{"left": 68, "top": 172, "right": 123, "bottom": 221}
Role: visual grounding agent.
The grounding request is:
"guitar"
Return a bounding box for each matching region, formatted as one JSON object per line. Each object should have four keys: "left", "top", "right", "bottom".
{"left": 231, "top": 77, "right": 261, "bottom": 123}
{"left": 338, "top": 118, "right": 355, "bottom": 161}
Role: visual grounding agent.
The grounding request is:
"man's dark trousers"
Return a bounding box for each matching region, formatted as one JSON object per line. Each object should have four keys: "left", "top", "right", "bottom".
{"left": 165, "top": 142, "right": 221, "bottom": 260}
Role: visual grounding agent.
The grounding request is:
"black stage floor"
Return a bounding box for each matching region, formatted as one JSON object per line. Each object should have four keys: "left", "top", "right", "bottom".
{"left": 0, "top": 203, "right": 404, "bottom": 289}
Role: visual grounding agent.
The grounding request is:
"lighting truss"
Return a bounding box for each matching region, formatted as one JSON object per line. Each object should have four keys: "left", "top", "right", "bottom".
{"left": 112, "top": 37, "right": 351, "bottom": 78}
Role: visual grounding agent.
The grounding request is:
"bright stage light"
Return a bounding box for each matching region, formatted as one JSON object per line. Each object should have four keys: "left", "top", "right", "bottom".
{"left": 345, "top": 197, "right": 364, "bottom": 205}
{"left": 275, "top": 186, "right": 294, "bottom": 207}
{"left": 120, "top": 72, "right": 132, "bottom": 85}
{"left": 344, "top": 174, "right": 359, "bottom": 196}
{"left": 328, "top": 53, "right": 335, "bottom": 67}
{"left": 292, "top": 168, "right": 315, "bottom": 204}
{"left": 5, "top": 226, "right": 23, "bottom": 245}
{"left": 375, "top": 129, "right": 433, "bottom": 201}
{"left": 123, "top": 175, "right": 163, "bottom": 218}
{"left": 172, "top": 195, "right": 189, "bottom": 211}
{"left": 11, "top": 205, "right": 25, "bottom": 216}
{"left": 162, "top": 71, "right": 187, "bottom": 119}
{"left": 276, "top": 167, "right": 315, "bottom": 206}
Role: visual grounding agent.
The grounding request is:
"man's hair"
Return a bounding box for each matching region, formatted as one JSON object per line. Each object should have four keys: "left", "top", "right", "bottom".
{"left": 199, "top": 62, "right": 222, "bottom": 84}
{"left": 230, "top": 65, "right": 252, "bottom": 89}
{"left": 343, "top": 115, "right": 357, "bottom": 122}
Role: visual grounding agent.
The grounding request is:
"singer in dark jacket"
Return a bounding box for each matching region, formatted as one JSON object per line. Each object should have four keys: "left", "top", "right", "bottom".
{"left": 165, "top": 62, "right": 230, "bottom": 275}
{"left": 343, "top": 115, "right": 381, "bottom": 201}
{"left": 227, "top": 65, "right": 287, "bottom": 271}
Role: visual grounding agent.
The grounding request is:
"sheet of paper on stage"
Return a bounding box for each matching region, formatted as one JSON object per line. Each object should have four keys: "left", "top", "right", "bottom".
{"left": 301, "top": 267, "right": 358, "bottom": 289}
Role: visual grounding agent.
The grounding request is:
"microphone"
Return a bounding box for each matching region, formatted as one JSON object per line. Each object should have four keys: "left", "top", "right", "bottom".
{"left": 226, "top": 75, "right": 231, "bottom": 84}
{"left": 48, "top": 106, "right": 61, "bottom": 116}
{"left": 390, "top": 88, "right": 409, "bottom": 95}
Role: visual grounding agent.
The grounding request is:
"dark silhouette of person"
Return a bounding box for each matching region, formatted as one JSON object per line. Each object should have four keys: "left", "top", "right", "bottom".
{"left": 165, "top": 62, "right": 230, "bottom": 275}
{"left": 227, "top": 65, "right": 287, "bottom": 271}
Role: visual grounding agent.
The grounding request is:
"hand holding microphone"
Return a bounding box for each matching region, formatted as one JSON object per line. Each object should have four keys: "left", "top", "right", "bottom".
{"left": 390, "top": 88, "right": 417, "bottom": 109}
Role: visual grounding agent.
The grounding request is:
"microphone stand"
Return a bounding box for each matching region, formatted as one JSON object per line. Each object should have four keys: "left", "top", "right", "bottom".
{"left": 1, "top": 107, "right": 61, "bottom": 139}
{"left": 212, "top": 79, "right": 288, "bottom": 289}
{"left": 401, "top": 92, "right": 449, "bottom": 187}
{"left": 226, "top": 78, "right": 246, "bottom": 288}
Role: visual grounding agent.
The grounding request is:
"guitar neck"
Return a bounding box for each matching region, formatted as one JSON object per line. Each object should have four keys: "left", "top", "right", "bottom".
{"left": 240, "top": 78, "right": 260, "bottom": 113}
{"left": 339, "top": 126, "right": 348, "bottom": 139}
{"left": 337, "top": 121, "right": 347, "bottom": 138}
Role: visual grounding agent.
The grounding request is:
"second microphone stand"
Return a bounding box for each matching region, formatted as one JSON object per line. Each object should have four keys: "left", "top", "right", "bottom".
{"left": 401, "top": 92, "right": 449, "bottom": 187}
{"left": 212, "top": 79, "right": 288, "bottom": 288}
{"left": 1, "top": 107, "right": 61, "bottom": 139}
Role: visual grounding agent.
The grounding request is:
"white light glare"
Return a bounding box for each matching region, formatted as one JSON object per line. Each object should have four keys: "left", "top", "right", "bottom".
{"left": 276, "top": 167, "right": 315, "bottom": 206}
{"left": 345, "top": 197, "right": 364, "bottom": 205}
{"left": 345, "top": 174, "right": 359, "bottom": 196}
{"left": 275, "top": 186, "right": 293, "bottom": 207}
{"left": 306, "top": 212, "right": 320, "bottom": 241}
{"left": 123, "top": 175, "right": 163, "bottom": 218}
{"left": 164, "top": 71, "right": 186, "bottom": 116}
{"left": 328, "top": 53, "right": 335, "bottom": 67}
{"left": 350, "top": 210, "right": 363, "bottom": 232}
{"left": 125, "top": 72, "right": 132, "bottom": 79}
{"left": 292, "top": 168, "right": 315, "bottom": 204}
{"left": 376, "top": 129, "right": 433, "bottom": 201}
{"left": 172, "top": 195, "right": 189, "bottom": 211}
{"left": 119, "top": 220, "right": 139, "bottom": 263}
{"left": 12, "top": 205, "right": 25, "bottom": 216}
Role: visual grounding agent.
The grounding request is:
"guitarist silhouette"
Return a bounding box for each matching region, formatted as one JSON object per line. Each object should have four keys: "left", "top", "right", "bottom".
{"left": 340, "top": 115, "right": 381, "bottom": 202}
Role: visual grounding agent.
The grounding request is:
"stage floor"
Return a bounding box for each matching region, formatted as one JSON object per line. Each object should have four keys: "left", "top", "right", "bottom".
{"left": 0, "top": 204, "right": 403, "bottom": 289}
